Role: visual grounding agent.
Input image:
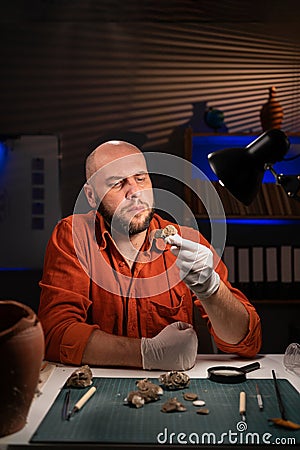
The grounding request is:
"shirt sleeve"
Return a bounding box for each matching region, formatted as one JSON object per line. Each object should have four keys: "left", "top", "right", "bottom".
{"left": 38, "top": 218, "right": 99, "bottom": 365}
{"left": 193, "top": 233, "right": 262, "bottom": 358}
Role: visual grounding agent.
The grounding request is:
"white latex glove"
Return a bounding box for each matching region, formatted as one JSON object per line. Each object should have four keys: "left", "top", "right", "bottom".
{"left": 165, "top": 234, "right": 220, "bottom": 299}
{"left": 141, "top": 321, "right": 198, "bottom": 370}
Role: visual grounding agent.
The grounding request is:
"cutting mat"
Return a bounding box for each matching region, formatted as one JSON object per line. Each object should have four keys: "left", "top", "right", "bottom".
{"left": 31, "top": 378, "right": 300, "bottom": 445}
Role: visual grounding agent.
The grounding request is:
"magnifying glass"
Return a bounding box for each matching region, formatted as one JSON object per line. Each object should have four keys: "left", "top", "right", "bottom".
{"left": 207, "top": 362, "right": 260, "bottom": 383}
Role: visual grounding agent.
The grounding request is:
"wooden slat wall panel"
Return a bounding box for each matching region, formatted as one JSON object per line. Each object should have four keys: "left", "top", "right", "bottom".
{"left": 0, "top": 17, "right": 300, "bottom": 214}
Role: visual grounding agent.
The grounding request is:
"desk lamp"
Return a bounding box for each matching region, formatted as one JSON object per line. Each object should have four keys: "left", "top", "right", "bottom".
{"left": 207, "top": 129, "right": 300, "bottom": 205}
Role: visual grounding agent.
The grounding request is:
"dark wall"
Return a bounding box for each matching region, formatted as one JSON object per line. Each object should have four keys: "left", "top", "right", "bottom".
{"left": 1, "top": 1, "right": 300, "bottom": 217}
{"left": 0, "top": 270, "right": 42, "bottom": 313}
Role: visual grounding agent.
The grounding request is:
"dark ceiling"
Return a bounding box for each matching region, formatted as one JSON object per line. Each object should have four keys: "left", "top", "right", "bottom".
{"left": 1, "top": 0, "right": 300, "bottom": 24}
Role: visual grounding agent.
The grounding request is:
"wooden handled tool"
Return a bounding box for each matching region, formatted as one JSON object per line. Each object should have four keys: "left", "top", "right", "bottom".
{"left": 239, "top": 391, "right": 246, "bottom": 422}
{"left": 67, "top": 386, "right": 96, "bottom": 420}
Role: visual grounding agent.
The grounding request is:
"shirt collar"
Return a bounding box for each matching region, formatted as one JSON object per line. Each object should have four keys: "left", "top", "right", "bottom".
{"left": 94, "top": 212, "right": 112, "bottom": 251}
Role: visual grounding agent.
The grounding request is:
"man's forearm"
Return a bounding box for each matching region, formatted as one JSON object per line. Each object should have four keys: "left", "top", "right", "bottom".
{"left": 82, "top": 329, "right": 143, "bottom": 367}
{"left": 200, "top": 280, "right": 250, "bottom": 344}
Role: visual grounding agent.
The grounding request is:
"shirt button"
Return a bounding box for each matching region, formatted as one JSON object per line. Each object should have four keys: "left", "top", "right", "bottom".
{"left": 119, "top": 262, "right": 125, "bottom": 267}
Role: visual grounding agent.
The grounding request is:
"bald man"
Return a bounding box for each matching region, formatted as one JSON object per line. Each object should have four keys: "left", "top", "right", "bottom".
{"left": 38, "top": 141, "right": 261, "bottom": 369}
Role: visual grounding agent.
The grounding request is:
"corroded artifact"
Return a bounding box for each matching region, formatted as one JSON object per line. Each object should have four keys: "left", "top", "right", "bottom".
{"left": 159, "top": 371, "right": 190, "bottom": 390}
{"left": 66, "top": 365, "right": 93, "bottom": 388}
{"left": 161, "top": 397, "right": 187, "bottom": 413}
{"left": 196, "top": 408, "right": 210, "bottom": 415}
{"left": 125, "top": 378, "right": 163, "bottom": 408}
{"left": 154, "top": 225, "right": 177, "bottom": 239}
{"left": 183, "top": 392, "right": 198, "bottom": 401}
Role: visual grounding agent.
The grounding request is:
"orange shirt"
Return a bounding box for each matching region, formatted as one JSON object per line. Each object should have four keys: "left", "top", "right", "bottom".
{"left": 38, "top": 211, "right": 261, "bottom": 364}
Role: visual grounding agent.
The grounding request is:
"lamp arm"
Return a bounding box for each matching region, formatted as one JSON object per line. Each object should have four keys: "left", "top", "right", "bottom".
{"left": 265, "top": 164, "right": 300, "bottom": 202}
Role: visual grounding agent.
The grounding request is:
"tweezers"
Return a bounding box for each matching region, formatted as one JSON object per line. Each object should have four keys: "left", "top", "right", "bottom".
{"left": 62, "top": 389, "right": 71, "bottom": 420}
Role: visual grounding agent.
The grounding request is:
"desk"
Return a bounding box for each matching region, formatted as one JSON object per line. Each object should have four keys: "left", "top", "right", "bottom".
{"left": 0, "top": 354, "right": 299, "bottom": 448}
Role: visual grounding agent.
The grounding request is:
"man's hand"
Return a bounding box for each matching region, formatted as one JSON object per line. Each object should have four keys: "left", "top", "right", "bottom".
{"left": 165, "top": 234, "right": 220, "bottom": 299}
{"left": 141, "top": 321, "right": 198, "bottom": 370}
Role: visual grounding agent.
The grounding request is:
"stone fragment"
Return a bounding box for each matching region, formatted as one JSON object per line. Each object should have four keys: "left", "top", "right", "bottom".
{"left": 66, "top": 365, "right": 93, "bottom": 388}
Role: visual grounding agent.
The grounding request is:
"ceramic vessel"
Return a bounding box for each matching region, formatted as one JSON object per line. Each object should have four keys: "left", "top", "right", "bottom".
{"left": 0, "top": 300, "right": 44, "bottom": 437}
{"left": 260, "top": 86, "right": 283, "bottom": 131}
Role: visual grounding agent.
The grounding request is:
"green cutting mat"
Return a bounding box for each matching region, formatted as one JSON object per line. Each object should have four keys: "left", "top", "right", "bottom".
{"left": 31, "top": 378, "right": 300, "bottom": 445}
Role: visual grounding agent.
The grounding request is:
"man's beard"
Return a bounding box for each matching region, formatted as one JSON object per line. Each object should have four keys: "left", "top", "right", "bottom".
{"left": 98, "top": 202, "right": 155, "bottom": 236}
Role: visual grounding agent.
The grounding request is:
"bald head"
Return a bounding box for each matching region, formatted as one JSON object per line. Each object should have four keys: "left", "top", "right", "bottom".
{"left": 86, "top": 140, "right": 142, "bottom": 181}
{"left": 84, "top": 140, "right": 154, "bottom": 236}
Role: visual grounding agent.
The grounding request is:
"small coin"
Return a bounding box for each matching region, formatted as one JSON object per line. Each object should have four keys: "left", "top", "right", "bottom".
{"left": 193, "top": 399, "right": 206, "bottom": 407}
{"left": 161, "top": 397, "right": 187, "bottom": 413}
{"left": 196, "top": 408, "right": 210, "bottom": 415}
{"left": 161, "top": 403, "right": 177, "bottom": 413}
{"left": 183, "top": 392, "right": 198, "bottom": 401}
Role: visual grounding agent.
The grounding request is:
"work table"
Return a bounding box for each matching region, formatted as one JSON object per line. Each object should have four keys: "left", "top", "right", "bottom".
{"left": 0, "top": 354, "right": 299, "bottom": 448}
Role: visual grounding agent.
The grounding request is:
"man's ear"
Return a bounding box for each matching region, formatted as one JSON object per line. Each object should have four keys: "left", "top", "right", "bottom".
{"left": 84, "top": 183, "right": 98, "bottom": 208}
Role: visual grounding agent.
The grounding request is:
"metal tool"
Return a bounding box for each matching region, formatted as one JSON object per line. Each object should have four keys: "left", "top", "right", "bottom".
{"left": 255, "top": 383, "right": 263, "bottom": 410}
{"left": 62, "top": 389, "right": 70, "bottom": 421}
{"left": 272, "top": 370, "right": 286, "bottom": 419}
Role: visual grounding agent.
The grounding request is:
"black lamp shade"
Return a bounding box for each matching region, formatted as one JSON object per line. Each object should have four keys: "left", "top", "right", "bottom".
{"left": 207, "top": 129, "right": 290, "bottom": 205}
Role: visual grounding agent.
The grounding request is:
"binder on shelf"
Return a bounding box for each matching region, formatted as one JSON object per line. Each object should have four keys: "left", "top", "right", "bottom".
{"left": 237, "top": 247, "right": 251, "bottom": 298}
{"left": 281, "top": 246, "right": 292, "bottom": 283}
{"left": 279, "top": 246, "right": 293, "bottom": 298}
{"left": 265, "top": 247, "right": 279, "bottom": 298}
{"left": 293, "top": 247, "right": 300, "bottom": 282}
{"left": 252, "top": 247, "right": 264, "bottom": 299}
{"left": 238, "top": 248, "right": 250, "bottom": 282}
{"left": 223, "top": 246, "right": 235, "bottom": 284}
{"left": 220, "top": 244, "right": 300, "bottom": 300}
{"left": 265, "top": 247, "right": 278, "bottom": 281}
{"left": 293, "top": 247, "right": 300, "bottom": 299}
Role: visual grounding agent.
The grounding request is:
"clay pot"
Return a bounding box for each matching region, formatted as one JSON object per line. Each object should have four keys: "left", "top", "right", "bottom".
{"left": 0, "top": 300, "right": 44, "bottom": 437}
{"left": 260, "top": 86, "right": 284, "bottom": 131}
